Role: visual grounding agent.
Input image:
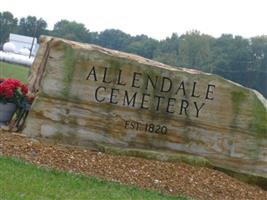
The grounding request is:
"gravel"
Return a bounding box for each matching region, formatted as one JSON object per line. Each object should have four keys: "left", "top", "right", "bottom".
{"left": 0, "top": 130, "right": 266, "bottom": 200}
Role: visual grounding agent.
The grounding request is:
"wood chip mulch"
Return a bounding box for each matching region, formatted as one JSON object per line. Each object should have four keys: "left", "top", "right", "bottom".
{"left": 0, "top": 130, "right": 266, "bottom": 200}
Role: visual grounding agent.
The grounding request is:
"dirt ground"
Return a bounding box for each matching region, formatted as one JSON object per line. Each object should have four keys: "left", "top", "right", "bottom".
{"left": 0, "top": 130, "right": 266, "bottom": 200}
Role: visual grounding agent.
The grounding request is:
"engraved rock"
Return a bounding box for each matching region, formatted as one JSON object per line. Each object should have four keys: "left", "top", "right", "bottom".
{"left": 24, "top": 36, "right": 267, "bottom": 183}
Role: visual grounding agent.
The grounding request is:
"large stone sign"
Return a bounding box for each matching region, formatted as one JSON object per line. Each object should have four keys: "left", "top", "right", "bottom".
{"left": 24, "top": 36, "right": 267, "bottom": 183}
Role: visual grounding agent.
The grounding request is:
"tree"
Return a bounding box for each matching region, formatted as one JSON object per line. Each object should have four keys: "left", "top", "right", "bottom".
{"left": 96, "top": 29, "right": 132, "bottom": 51}
{"left": 52, "top": 20, "right": 90, "bottom": 43}
{"left": 177, "top": 30, "right": 215, "bottom": 71}
{"left": 250, "top": 36, "right": 267, "bottom": 97}
{"left": 0, "top": 11, "right": 18, "bottom": 45}
{"left": 17, "top": 16, "right": 47, "bottom": 39}
{"left": 126, "top": 34, "right": 158, "bottom": 59}
{"left": 153, "top": 33, "right": 179, "bottom": 66}
{"left": 213, "top": 35, "right": 253, "bottom": 86}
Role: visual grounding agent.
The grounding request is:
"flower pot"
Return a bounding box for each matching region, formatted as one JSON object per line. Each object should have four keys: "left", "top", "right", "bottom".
{"left": 0, "top": 103, "right": 17, "bottom": 126}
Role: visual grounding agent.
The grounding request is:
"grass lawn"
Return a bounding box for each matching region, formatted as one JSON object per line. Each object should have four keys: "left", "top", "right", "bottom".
{"left": 0, "top": 157, "right": 189, "bottom": 200}
{"left": 0, "top": 61, "right": 30, "bottom": 83}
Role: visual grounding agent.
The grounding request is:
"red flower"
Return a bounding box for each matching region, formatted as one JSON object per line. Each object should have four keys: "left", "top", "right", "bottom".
{"left": 0, "top": 78, "right": 31, "bottom": 106}
{"left": 5, "top": 89, "right": 14, "bottom": 98}
{"left": 20, "top": 84, "right": 28, "bottom": 95}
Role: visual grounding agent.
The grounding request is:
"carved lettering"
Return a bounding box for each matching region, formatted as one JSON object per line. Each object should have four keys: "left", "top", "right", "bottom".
{"left": 102, "top": 67, "right": 112, "bottom": 83}
{"left": 87, "top": 66, "right": 97, "bottom": 81}
{"left": 206, "top": 84, "right": 215, "bottom": 100}
{"left": 87, "top": 67, "right": 216, "bottom": 118}
{"left": 95, "top": 86, "right": 106, "bottom": 102}
{"left": 191, "top": 81, "right": 200, "bottom": 98}
{"left": 160, "top": 77, "right": 172, "bottom": 92}
{"left": 123, "top": 91, "right": 137, "bottom": 107}
{"left": 179, "top": 99, "right": 189, "bottom": 116}
{"left": 132, "top": 72, "right": 142, "bottom": 88}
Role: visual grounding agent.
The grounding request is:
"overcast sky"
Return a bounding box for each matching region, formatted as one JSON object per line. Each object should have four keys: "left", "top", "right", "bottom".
{"left": 1, "top": 0, "right": 267, "bottom": 40}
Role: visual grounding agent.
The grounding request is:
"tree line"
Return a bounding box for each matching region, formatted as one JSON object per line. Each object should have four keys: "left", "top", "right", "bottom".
{"left": 0, "top": 11, "right": 266, "bottom": 97}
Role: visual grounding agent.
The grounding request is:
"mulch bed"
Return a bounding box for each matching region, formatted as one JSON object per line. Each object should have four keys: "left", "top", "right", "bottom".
{"left": 0, "top": 130, "right": 266, "bottom": 200}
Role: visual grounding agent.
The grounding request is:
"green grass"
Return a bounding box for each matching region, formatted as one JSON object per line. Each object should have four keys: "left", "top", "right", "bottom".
{"left": 0, "top": 61, "right": 30, "bottom": 83}
{"left": 0, "top": 156, "right": 189, "bottom": 200}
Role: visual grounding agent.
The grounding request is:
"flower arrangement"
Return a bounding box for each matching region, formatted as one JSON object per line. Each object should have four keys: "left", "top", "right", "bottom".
{"left": 0, "top": 78, "right": 32, "bottom": 108}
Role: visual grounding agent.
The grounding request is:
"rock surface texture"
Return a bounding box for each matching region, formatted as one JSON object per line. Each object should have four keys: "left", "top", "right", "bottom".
{"left": 24, "top": 36, "right": 267, "bottom": 183}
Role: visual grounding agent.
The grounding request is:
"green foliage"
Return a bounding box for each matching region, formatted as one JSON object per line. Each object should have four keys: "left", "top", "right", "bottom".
{"left": 250, "top": 36, "right": 267, "bottom": 96}
{"left": 0, "top": 11, "right": 18, "bottom": 45}
{"left": 17, "top": 16, "right": 47, "bottom": 39}
{"left": 0, "top": 156, "right": 189, "bottom": 200}
{"left": 126, "top": 34, "right": 159, "bottom": 59}
{"left": 154, "top": 33, "right": 179, "bottom": 65}
{"left": 96, "top": 29, "right": 132, "bottom": 51}
{"left": 177, "top": 31, "right": 215, "bottom": 71}
{"left": 52, "top": 19, "right": 90, "bottom": 43}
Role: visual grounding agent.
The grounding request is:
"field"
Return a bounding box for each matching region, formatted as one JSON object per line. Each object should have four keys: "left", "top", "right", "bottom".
{"left": 0, "top": 61, "right": 29, "bottom": 83}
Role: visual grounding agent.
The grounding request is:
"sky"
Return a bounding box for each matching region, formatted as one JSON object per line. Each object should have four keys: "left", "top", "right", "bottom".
{"left": 1, "top": 0, "right": 267, "bottom": 40}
